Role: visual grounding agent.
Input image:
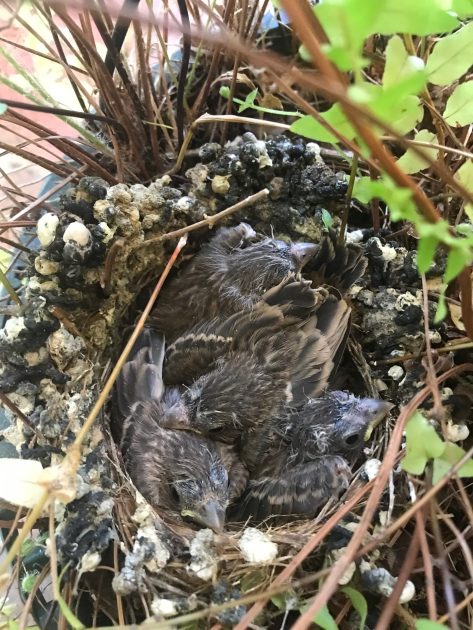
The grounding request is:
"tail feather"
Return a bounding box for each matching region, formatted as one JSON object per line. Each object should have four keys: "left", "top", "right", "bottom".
{"left": 305, "top": 230, "right": 367, "bottom": 292}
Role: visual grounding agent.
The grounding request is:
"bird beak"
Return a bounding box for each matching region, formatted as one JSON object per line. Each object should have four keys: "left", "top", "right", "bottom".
{"left": 182, "top": 501, "right": 226, "bottom": 533}
{"left": 361, "top": 399, "right": 394, "bottom": 439}
{"left": 291, "top": 242, "right": 318, "bottom": 269}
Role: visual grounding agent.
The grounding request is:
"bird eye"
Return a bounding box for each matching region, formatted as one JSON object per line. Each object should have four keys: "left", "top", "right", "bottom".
{"left": 344, "top": 432, "right": 361, "bottom": 447}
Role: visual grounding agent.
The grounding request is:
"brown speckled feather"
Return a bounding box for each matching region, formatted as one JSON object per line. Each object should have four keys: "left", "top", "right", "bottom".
{"left": 232, "top": 455, "right": 351, "bottom": 522}
{"left": 112, "top": 328, "right": 246, "bottom": 531}
{"left": 233, "top": 392, "right": 391, "bottom": 521}
{"left": 151, "top": 223, "right": 318, "bottom": 341}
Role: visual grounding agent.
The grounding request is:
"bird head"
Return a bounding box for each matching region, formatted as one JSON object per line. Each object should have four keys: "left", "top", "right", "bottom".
{"left": 224, "top": 237, "right": 317, "bottom": 295}
{"left": 172, "top": 448, "right": 230, "bottom": 532}
{"left": 288, "top": 392, "right": 392, "bottom": 462}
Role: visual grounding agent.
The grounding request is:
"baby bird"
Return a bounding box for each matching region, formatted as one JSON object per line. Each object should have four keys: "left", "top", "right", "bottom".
{"left": 232, "top": 392, "right": 392, "bottom": 522}
{"left": 112, "top": 328, "right": 244, "bottom": 532}
{"left": 164, "top": 278, "right": 348, "bottom": 469}
{"left": 162, "top": 277, "right": 351, "bottom": 426}
{"left": 151, "top": 222, "right": 318, "bottom": 341}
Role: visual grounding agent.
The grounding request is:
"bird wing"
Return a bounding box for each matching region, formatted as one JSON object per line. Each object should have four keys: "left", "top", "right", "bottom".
{"left": 112, "top": 328, "right": 165, "bottom": 436}
{"left": 216, "top": 442, "right": 249, "bottom": 501}
{"left": 164, "top": 276, "right": 318, "bottom": 385}
{"left": 232, "top": 455, "right": 351, "bottom": 522}
{"left": 289, "top": 291, "right": 351, "bottom": 404}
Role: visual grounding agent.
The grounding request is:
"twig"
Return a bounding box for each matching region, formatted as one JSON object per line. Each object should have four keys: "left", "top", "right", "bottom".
{"left": 374, "top": 526, "right": 420, "bottom": 630}
{"left": 339, "top": 154, "right": 358, "bottom": 244}
{"left": 70, "top": 235, "right": 187, "bottom": 451}
{"left": 100, "top": 238, "right": 125, "bottom": 295}
{"left": 0, "top": 490, "right": 50, "bottom": 578}
{"left": 176, "top": 0, "right": 191, "bottom": 148}
{"left": 415, "top": 508, "right": 437, "bottom": 619}
{"left": 0, "top": 268, "right": 21, "bottom": 305}
{"left": 49, "top": 306, "right": 86, "bottom": 341}
{"left": 0, "top": 98, "right": 125, "bottom": 132}
{"left": 438, "top": 590, "right": 473, "bottom": 625}
{"left": 137, "top": 188, "right": 269, "bottom": 248}
{"left": 421, "top": 274, "right": 443, "bottom": 418}
{"left": 0, "top": 392, "right": 43, "bottom": 438}
{"left": 458, "top": 266, "right": 473, "bottom": 342}
{"left": 170, "top": 113, "right": 290, "bottom": 175}
{"left": 430, "top": 498, "right": 459, "bottom": 630}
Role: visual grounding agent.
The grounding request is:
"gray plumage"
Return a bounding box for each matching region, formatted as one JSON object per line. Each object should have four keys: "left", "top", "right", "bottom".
{"left": 233, "top": 392, "right": 392, "bottom": 521}
{"left": 151, "top": 223, "right": 318, "bottom": 341}
{"left": 112, "top": 328, "right": 243, "bottom": 532}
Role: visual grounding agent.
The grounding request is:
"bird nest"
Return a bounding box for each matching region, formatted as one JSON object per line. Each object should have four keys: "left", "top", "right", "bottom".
{"left": 0, "top": 134, "right": 471, "bottom": 628}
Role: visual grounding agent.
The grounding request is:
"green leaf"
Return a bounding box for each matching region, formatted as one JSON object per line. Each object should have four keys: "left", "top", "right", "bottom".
{"left": 321, "top": 209, "right": 333, "bottom": 229}
{"left": 219, "top": 86, "right": 230, "bottom": 99}
{"left": 21, "top": 572, "right": 39, "bottom": 594}
{"left": 352, "top": 175, "right": 419, "bottom": 223}
{"left": 426, "top": 22, "right": 473, "bottom": 86}
{"left": 349, "top": 82, "right": 424, "bottom": 135}
{"left": 416, "top": 621, "right": 450, "bottom": 630}
{"left": 432, "top": 442, "right": 473, "bottom": 484}
{"left": 299, "top": 44, "right": 312, "bottom": 63}
{"left": 397, "top": 130, "right": 438, "bottom": 174}
{"left": 402, "top": 411, "right": 445, "bottom": 475}
{"left": 238, "top": 88, "right": 258, "bottom": 113}
{"left": 290, "top": 106, "right": 356, "bottom": 144}
{"left": 434, "top": 288, "right": 448, "bottom": 323}
{"left": 383, "top": 36, "right": 425, "bottom": 89}
{"left": 313, "top": 605, "right": 339, "bottom": 630}
{"left": 341, "top": 587, "right": 368, "bottom": 630}
{"left": 372, "top": 0, "right": 458, "bottom": 35}
{"left": 444, "top": 246, "right": 469, "bottom": 283}
{"left": 455, "top": 159, "right": 473, "bottom": 221}
{"left": 451, "top": 0, "right": 473, "bottom": 17}
{"left": 0, "top": 102, "right": 6, "bottom": 115}
{"left": 314, "top": 0, "right": 383, "bottom": 72}
{"left": 444, "top": 81, "right": 473, "bottom": 126}
{"left": 417, "top": 235, "right": 439, "bottom": 273}
{"left": 270, "top": 590, "right": 298, "bottom": 611}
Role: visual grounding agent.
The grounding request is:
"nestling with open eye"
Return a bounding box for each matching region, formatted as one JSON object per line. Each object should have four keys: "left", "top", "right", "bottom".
{"left": 233, "top": 392, "right": 392, "bottom": 522}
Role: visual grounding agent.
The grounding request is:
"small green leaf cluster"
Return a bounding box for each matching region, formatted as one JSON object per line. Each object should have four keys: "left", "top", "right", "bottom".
{"left": 223, "top": 5, "right": 473, "bottom": 321}
{"left": 289, "top": 1, "right": 473, "bottom": 320}
{"left": 402, "top": 411, "right": 473, "bottom": 484}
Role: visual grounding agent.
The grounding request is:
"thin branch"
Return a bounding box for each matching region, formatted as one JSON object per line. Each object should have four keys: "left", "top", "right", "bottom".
{"left": 138, "top": 188, "right": 269, "bottom": 247}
